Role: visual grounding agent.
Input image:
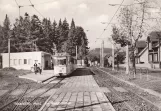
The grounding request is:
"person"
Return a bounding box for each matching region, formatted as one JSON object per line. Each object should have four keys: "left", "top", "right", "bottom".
{"left": 34, "top": 62, "right": 37, "bottom": 74}
{"left": 38, "top": 63, "right": 42, "bottom": 74}
{"left": 52, "top": 62, "right": 54, "bottom": 69}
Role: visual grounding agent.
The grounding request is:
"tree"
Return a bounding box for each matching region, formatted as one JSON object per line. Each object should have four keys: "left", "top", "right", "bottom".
{"left": 0, "top": 13, "right": 89, "bottom": 57}
{"left": 75, "top": 26, "right": 89, "bottom": 59}
{"left": 52, "top": 20, "right": 57, "bottom": 44}
{"left": 66, "top": 18, "right": 76, "bottom": 56}
{"left": 112, "top": 1, "right": 148, "bottom": 76}
{"left": 1, "top": 14, "right": 11, "bottom": 52}
{"left": 61, "top": 18, "right": 69, "bottom": 52}
{"left": 56, "top": 19, "right": 62, "bottom": 52}
{"left": 70, "top": 18, "right": 75, "bottom": 29}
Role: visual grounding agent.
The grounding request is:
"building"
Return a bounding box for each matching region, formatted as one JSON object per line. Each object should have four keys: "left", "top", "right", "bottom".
{"left": 134, "top": 31, "right": 161, "bottom": 69}
{"left": 0, "top": 53, "right": 2, "bottom": 69}
{"left": 147, "top": 31, "right": 161, "bottom": 68}
{"left": 135, "top": 40, "right": 147, "bottom": 64}
{"left": 1, "top": 51, "right": 52, "bottom": 70}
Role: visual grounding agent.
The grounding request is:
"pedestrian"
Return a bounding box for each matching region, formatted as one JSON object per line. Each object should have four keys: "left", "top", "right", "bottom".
{"left": 34, "top": 62, "right": 37, "bottom": 75}
{"left": 38, "top": 63, "right": 42, "bottom": 74}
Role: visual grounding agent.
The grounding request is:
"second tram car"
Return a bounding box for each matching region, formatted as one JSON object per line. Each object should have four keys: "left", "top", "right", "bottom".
{"left": 53, "top": 52, "right": 76, "bottom": 76}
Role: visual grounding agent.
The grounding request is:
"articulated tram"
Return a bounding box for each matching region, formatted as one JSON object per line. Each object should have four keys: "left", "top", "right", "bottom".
{"left": 53, "top": 52, "right": 76, "bottom": 76}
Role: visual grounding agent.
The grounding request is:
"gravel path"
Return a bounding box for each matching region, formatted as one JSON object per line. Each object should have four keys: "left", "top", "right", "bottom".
{"left": 92, "top": 67, "right": 161, "bottom": 111}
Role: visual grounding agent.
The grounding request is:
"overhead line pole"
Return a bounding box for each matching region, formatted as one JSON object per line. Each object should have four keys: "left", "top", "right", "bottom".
{"left": 102, "top": 40, "right": 104, "bottom": 67}
{"left": 8, "top": 32, "right": 10, "bottom": 68}
{"left": 96, "top": 38, "right": 107, "bottom": 67}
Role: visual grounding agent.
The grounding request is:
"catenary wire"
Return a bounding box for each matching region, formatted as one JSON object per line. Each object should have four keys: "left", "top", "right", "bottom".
{"left": 96, "top": 0, "right": 125, "bottom": 41}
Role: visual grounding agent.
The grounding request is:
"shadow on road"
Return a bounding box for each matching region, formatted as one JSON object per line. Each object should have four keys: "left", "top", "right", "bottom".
{"left": 66, "top": 68, "right": 94, "bottom": 77}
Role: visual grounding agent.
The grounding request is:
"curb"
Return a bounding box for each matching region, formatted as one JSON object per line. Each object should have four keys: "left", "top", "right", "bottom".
{"left": 18, "top": 75, "right": 55, "bottom": 83}
{"left": 41, "top": 76, "right": 56, "bottom": 83}
{"left": 18, "top": 76, "right": 41, "bottom": 83}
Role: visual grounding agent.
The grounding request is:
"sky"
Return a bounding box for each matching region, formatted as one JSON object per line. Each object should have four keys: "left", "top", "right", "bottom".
{"left": 1, "top": 0, "right": 159, "bottom": 50}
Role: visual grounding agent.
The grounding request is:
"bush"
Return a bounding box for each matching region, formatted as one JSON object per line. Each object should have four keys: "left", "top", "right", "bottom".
{"left": 1, "top": 67, "right": 16, "bottom": 71}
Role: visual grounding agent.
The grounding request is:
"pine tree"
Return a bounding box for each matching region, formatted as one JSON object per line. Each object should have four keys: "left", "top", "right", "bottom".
{"left": 75, "top": 26, "right": 89, "bottom": 59}
{"left": 0, "top": 14, "right": 89, "bottom": 55}
{"left": 58, "top": 19, "right": 62, "bottom": 27}
{"left": 61, "top": 18, "right": 69, "bottom": 52}
{"left": 51, "top": 20, "right": 57, "bottom": 51}
{"left": 70, "top": 18, "right": 75, "bottom": 29}
{"left": 0, "top": 25, "right": 4, "bottom": 53}
{"left": 1, "top": 14, "right": 11, "bottom": 52}
{"left": 66, "top": 18, "right": 76, "bottom": 56}
{"left": 56, "top": 19, "right": 62, "bottom": 52}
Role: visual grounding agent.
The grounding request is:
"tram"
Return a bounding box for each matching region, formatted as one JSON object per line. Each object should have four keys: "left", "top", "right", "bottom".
{"left": 53, "top": 52, "right": 76, "bottom": 76}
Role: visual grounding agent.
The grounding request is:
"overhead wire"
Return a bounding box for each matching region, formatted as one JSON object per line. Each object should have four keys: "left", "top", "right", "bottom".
{"left": 14, "top": 0, "right": 46, "bottom": 18}
{"left": 17, "top": 0, "right": 60, "bottom": 7}
{"left": 96, "top": 0, "right": 125, "bottom": 42}
{"left": 28, "top": 0, "right": 45, "bottom": 18}
{"left": 14, "top": 0, "right": 19, "bottom": 6}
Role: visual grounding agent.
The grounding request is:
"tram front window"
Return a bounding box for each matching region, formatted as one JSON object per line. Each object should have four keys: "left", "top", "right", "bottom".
{"left": 57, "top": 59, "right": 66, "bottom": 65}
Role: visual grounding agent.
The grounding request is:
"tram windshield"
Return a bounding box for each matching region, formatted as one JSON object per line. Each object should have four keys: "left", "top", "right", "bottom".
{"left": 56, "top": 59, "right": 66, "bottom": 65}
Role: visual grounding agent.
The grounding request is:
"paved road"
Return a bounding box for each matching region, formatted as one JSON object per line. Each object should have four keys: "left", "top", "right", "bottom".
{"left": 39, "top": 68, "right": 115, "bottom": 111}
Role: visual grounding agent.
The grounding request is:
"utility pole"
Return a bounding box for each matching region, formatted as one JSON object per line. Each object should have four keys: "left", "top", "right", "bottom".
{"left": 100, "top": 43, "right": 102, "bottom": 67}
{"left": 159, "top": 35, "right": 160, "bottom": 68}
{"left": 76, "top": 45, "right": 78, "bottom": 60}
{"left": 102, "top": 40, "right": 104, "bottom": 67}
{"left": 112, "top": 39, "right": 115, "bottom": 70}
{"left": 96, "top": 38, "right": 105, "bottom": 67}
{"left": 8, "top": 30, "right": 12, "bottom": 68}
{"left": 8, "top": 35, "right": 10, "bottom": 68}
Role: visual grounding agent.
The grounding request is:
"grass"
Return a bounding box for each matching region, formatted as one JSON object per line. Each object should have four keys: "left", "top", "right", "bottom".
{"left": 102, "top": 67, "right": 161, "bottom": 93}
{"left": 0, "top": 67, "right": 31, "bottom": 77}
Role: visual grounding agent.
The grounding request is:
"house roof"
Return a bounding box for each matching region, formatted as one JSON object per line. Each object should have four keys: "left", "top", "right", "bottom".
{"left": 148, "top": 31, "right": 161, "bottom": 42}
{"left": 136, "top": 40, "right": 147, "bottom": 48}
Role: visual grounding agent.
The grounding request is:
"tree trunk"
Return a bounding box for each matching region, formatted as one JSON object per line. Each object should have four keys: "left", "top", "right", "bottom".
{"left": 132, "top": 50, "right": 136, "bottom": 78}
{"left": 117, "top": 55, "right": 119, "bottom": 71}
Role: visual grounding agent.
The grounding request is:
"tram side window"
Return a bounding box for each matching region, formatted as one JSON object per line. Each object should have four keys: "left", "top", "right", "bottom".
{"left": 57, "top": 59, "right": 66, "bottom": 65}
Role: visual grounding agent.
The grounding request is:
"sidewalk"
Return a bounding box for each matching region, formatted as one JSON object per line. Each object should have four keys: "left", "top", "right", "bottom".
{"left": 39, "top": 75, "right": 115, "bottom": 111}
{"left": 18, "top": 70, "right": 55, "bottom": 83}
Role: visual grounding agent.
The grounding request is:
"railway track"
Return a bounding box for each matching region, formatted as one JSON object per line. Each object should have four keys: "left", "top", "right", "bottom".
{"left": 92, "top": 68, "right": 161, "bottom": 111}
{"left": 0, "top": 82, "right": 20, "bottom": 102}
{"left": 91, "top": 69, "right": 134, "bottom": 111}
{"left": 0, "top": 76, "right": 64, "bottom": 111}
{"left": 21, "top": 77, "right": 65, "bottom": 111}
{"left": 0, "top": 84, "right": 31, "bottom": 111}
